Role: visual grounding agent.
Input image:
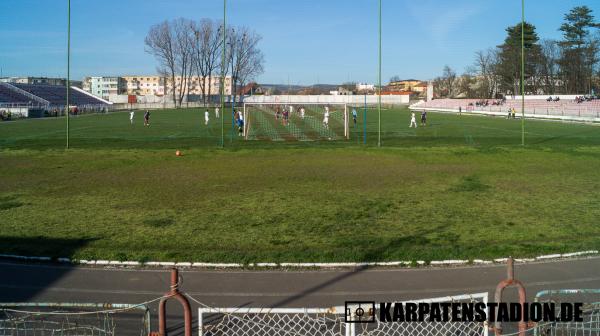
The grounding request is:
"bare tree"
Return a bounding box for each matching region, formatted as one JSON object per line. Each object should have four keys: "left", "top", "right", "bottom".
{"left": 456, "top": 74, "right": 477, "bottom": 98}
{"left": 433, "top": 65, "right": 457, "bottom": 98}
{"left": 472, "top": 48, "right": 500, "bottom": 98}
{"left": 147, "top": 18, "right": 265, "bottom": 106}
{"left": 191, "top": 19, "right": 223, "bottom": 106}
{"left": 190, "top": 21, "right": 207, "bottom": 104}
{"left": 584, "top": 34, "right": 600, "bottom": 94}
{"left": 145, "top": 18, "right": 195, "bottom": 108}
{"left": 389, "top": 75, "right": 401, "bottom": 83}
{"left": 540, "top": 39, "right": 560, "bottom": 94}
{"left": 173, "top": 18, "right": 194, "bottom": 107}
{"left": 145, "top": 21, "right": 177, "bottom": 105}
{"left": 227, "top": 27, "right": 265, "bottom": 101}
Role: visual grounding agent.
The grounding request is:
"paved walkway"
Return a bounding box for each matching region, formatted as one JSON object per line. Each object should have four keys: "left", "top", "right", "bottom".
{"left": 1, "top": 257, "right": 599, "bottom": 335}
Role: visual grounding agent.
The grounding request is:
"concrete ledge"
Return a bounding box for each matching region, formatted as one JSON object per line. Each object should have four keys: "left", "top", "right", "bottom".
{"left": 430, "top": 260, "right": 469, "bottom": 266}
{"left": 0, "top": 250, "right": 597, "bottom": 269}
{"left": 473, "top": 259, "right": 494, "bottom": 265}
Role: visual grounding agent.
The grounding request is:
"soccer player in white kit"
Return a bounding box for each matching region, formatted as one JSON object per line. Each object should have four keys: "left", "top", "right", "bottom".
{"left": 129, "top": 110, "right": 135, "bottom": 125}
{"left": 300, "top": 107, "right": 305, "bottom": 119}
{"left": 409, "top": 112, "right": 418, "bottom": 128}
{"left": 323, "top": 108, "right": 330, "bottom": 128}
{"left": 205, "top": 110, "right": 210, "bottom": 125}
{"left": 215, "top": 107, "right": 220, "bottom": 118}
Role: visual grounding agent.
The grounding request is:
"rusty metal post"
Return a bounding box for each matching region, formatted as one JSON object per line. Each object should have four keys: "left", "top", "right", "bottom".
{"left": 155, "top": 268, "right": 192, "bottom": 336}
{"left": 492, "top": 257, "right": 527, "bottom": 336}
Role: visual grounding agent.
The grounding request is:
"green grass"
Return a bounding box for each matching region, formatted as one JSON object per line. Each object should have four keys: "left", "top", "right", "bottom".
{"left": 1, "top": 107, "right": 599, "bottom": 263}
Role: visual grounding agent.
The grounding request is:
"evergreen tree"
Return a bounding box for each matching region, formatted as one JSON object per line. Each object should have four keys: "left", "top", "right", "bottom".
{"left": 497, "top": 22, "right": 542, "bottom": 96}
{"left": 558, "top": 6, "right": 600, "bottom": 94}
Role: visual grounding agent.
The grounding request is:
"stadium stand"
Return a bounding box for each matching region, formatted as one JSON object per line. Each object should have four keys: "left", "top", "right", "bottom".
{"left": 0, "top": 85, "right": 32, "bottom": 105}
{"left": 0, "top": 82, "right": 109, "bottom": 119}
{"left": 413, "top": 98, "right": 600, "bottom": 119}
{"left": 13, "top": 84, "right": 107, "bottom": 106}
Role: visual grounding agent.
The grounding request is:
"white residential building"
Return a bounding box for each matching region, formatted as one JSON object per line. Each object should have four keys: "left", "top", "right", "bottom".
{"left": 84, "top": 77, "right": 125, "bottom": 100}
{"left": 166, "top": 76, "right": 233, "bottom": 96}
{"left": 356, "top": 83, "right": 375, "bottom": 92}
{"left": 122, "top": 76, "right": 165, "bottom": 96}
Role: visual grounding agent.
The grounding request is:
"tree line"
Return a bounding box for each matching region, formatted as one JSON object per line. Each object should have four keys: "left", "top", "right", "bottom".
{"left": 145, "top": 18, "right": 265, "bottom": 107}
{"left": 434, "top": 5, "right": 600, "bottom": 99}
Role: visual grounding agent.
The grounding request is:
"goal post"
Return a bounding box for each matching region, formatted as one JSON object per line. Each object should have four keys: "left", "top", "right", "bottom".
{"left": 243, "top": 102, "right": 349, "bottom": 141}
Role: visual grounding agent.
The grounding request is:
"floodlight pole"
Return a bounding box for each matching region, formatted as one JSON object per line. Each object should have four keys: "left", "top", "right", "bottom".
{"left": 230, "top": 38, "right": 234, "bottom": 144}
{"left": 364, "top": 92, "right": 367, "bottom": 144}
{"left": 377, "top": 0, "right": 382, "bottom": 148}
{"left": 221, "top": 0, "right": 227, "bottom": 148}
{"left": 66, "top": 0, "right": 71, "bottom": 149}
{"left": 521, "top": 0, "right": 525, "bottom": 146}
{"left": 231, "top": 87, "right": 235, "bottom": 143}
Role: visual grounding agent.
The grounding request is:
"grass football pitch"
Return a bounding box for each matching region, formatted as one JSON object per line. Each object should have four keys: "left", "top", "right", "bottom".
{"left": 1, "top": 106, "right": 599, "bottom": 263}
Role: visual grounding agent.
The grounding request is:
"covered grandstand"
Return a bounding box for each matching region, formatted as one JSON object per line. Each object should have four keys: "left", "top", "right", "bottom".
{"left": 411, "top": 97, "right": 600, "bottom": 122}
{"left": 0, "top": 82, "right": 110, "bottom": 118}
{"left": 0, "top": 86, "right": 31, "bottom": 105}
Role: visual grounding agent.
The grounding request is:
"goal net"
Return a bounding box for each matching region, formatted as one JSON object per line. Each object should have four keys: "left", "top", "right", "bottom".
{"left": 0, "top": 303, "right": 151, "bottom": 336}
{"left": 243, "top": 103, "right": 349, "bottom": 141}
{"left": 198, "top": 292, "right": 488, "bottom": 336}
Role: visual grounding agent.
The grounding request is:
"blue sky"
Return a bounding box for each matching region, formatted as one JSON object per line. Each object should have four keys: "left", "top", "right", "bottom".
{"left": 1, "top": 0, "right": 599, "bottom": 85}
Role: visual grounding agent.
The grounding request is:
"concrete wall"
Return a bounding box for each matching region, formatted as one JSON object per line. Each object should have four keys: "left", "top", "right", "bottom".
{"left": 508, "top": 95, "right": 581, "bottom": 100}
{"left": 111, "top": 101, "right": 234, "bottom": 110}
{"left": 108, "top": 94, "right": 165, "bottom": 104}
{"left": 410, "top": 105, "right": 600, "bottom": 123}
{"left": 108, "top": 94, "right": 238, "bottom": 105}
{"left": 243, "top": 95, "right": 409, "bottom": 105}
